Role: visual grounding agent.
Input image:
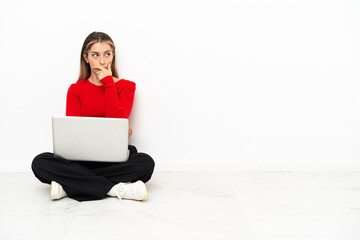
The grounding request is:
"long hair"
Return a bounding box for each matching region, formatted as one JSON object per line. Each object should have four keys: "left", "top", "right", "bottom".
{"left": 78, "top": 32, "right": 119, "bottom": 80}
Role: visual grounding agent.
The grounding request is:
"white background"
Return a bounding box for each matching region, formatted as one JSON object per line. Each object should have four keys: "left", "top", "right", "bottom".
{"left": 0, "top": 0, "right": 359, "bottom": 172}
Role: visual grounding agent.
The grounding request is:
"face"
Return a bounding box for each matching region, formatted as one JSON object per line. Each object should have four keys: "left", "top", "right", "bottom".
{"left": 84, "top": 41, "right": 114, "bottom": 70}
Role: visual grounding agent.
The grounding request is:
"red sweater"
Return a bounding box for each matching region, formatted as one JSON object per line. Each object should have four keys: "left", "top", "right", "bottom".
{"left": 66, "top": 76, "right": 136, "bottom": 118}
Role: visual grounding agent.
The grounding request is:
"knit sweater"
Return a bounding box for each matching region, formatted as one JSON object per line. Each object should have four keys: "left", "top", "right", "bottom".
{"left": 66, "top": 75, "right": 136, "bottom": 118}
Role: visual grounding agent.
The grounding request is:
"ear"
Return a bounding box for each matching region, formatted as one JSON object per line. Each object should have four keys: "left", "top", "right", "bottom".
{"left": 83, "top": 53, "right": 89, "bottom": 63}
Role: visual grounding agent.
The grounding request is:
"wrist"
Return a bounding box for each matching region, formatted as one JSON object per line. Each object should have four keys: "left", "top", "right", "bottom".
{"left": 100, "top": 75, "right": 115, "bottom": 87}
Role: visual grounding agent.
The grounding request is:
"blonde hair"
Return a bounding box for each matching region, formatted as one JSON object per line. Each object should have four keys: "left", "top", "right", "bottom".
{"left": 78, "top": 32, "right": 119, "bottom": 80}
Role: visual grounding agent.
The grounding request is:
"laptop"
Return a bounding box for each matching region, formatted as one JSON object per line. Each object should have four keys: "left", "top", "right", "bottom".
{"left": 52, "top": 116, "right": 129, "bottom": 162}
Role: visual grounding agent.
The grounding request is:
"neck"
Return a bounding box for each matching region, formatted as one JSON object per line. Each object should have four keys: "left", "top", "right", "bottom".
{"left": 88, "top": 74, "right": 102, "bottom": 86}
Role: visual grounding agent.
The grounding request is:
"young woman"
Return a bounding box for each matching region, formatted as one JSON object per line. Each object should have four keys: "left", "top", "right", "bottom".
{"left": 31, "top": 32, "right": 155, "bottom": 202}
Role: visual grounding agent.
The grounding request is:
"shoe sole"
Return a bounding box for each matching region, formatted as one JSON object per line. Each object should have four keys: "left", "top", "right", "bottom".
{"left": 50, "top": 181, "right": 65, "bottom": 200}
{"left": 136, "top": 181, "right": 148, "bottom": 201}
{"left": 50, "top": 181, "right": 57, "bottom": 200}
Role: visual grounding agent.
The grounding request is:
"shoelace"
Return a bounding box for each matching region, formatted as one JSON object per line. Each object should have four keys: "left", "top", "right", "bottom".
{"left": 115, "top": 183, "right": 126, "bottom": 202}
{"left": 115, "top": 183, "right": 137, "bottom": 202}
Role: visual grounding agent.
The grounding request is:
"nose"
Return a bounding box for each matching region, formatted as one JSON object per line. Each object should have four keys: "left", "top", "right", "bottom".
{"left": 99, "top": 55, "right": 105, "bottom": 65}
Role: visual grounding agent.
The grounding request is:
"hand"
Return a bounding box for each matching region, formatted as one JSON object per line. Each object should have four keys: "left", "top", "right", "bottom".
{"left": 128, "top": 124, "right": 133, "bottom": 137}
{"left": 93, "top": 63, "right": 112, "bottom": 80}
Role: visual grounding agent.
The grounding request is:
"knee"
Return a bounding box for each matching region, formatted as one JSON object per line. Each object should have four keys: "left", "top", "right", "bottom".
{"left": 31, "top": 152, "right": 53, "bottom": 173}
{"left": 140, "top": 153, "right": 155, "bottom": 173}
{"left": 138, "top": 153, "right": 155, "bottom": 183}
{"left": 128, "top": 145, "right": 138, "bottom": 155}
{"left": 132, "top": 153, "right": 155, "bottom": 178}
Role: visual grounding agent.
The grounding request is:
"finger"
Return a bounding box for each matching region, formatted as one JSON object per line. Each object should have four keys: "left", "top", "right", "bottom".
{"left": 93, "top": 69, "right": 102, "bottom": 77}
{"left": 93, "top": 66, "right": 102, "bottom": 71}
{"left": 93, "top": 67, "right": 105, "bottom": 76}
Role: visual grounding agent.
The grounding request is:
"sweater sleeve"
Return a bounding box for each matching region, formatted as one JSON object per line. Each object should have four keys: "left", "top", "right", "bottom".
{"left": 100, "top": 76, "right": 136, "bottom": 118}
{"left": 66, "top": 84, "right": 81, "bottom": 116}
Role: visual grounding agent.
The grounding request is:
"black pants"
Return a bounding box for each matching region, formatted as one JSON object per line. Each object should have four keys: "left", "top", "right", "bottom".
{"left": 31, "top": 145, "right": 155, "bottom": 201}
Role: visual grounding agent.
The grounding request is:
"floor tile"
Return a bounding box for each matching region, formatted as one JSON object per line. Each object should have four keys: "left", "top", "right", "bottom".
{"left": 64, "top": 199, "right": 253, "bottom": 239}
{"left": 231, "top": 186, "right": 360, "bottom": 209}
{"left": 227, "top": 172, "right": 360, "bottom": 189}
{"left": 1, "top": 171, "right": 360, "bottom": 240}
{"left": 242, "top": 207, "right": 360, "bottom": 239}
{"left": 0, "top": 172, "right": 253, "bottom": 240}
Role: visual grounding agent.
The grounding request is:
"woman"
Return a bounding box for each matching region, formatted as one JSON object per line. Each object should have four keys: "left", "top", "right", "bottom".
{"left": 31, "top": 32, "right": 155, "bottom": 202}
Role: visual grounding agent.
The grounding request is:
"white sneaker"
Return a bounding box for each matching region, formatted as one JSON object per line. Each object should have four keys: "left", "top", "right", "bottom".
{"left": 50, "top": 181, "right": 67, "bottom": 200}
{"left": 115, "top": 180, "right": 147, "bottom": 201}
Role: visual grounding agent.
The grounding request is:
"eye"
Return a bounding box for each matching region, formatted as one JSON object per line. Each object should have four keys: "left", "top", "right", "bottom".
{"left": 92, "top": 53, "right": 98, "bottom": 57}
{"left": 105, "top": 52, "right": 112, "bottom": 56}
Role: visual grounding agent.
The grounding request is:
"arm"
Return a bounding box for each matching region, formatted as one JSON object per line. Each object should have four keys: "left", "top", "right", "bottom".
{"left": 66, "top": 84, "right": 81, "bottom": 116}
{"left": 100, "top": 76, "right": 136, "bottom": 118}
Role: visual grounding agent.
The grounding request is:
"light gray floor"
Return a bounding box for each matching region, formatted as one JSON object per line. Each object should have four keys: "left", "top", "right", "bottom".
{"left": 0, "top": 171, "right": 359, "bottom": 240}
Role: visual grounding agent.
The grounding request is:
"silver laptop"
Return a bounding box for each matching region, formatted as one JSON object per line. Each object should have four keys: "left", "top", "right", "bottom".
{"left": 52, "top": 116, "right": 129, "bottom": 162}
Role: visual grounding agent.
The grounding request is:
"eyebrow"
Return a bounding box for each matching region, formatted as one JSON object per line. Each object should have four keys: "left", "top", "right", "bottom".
{"left": 90, "top": 50, "right": 112, "bottom": 54}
